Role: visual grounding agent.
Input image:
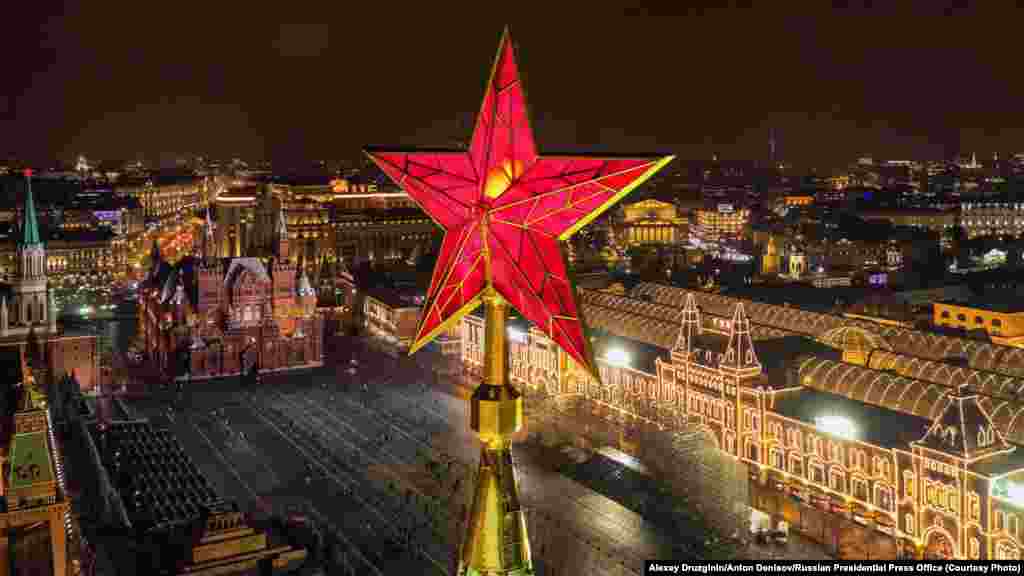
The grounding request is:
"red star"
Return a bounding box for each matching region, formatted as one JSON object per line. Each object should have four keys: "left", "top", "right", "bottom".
{"left": 366, "top": 28, "right": 673, "bottom": 376}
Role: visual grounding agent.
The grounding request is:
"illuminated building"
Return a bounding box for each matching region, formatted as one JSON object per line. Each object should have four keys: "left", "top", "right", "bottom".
{"left": 365, "top": 27, "right": 672, "bottom": 576}
{"left": 117, "top": 176, "right": 201, "bottom": 226}
{"left": 219, "top": 181, "right": 436, "bottom": 266}
{"left": 784, "top": 195, "right": 814, "bottom": 207}
{"left": 0, "top": 172, "right": 101, "bottom": 392}
{"left": 463, "top": 287, "right": 1024, "bottom": 560}
{"left": 692, "top": 203, "right": 751, "bottom": 245}
{"left": 362, "top": 286, "right": 422, "bottom": 349}
{"left": 619, "top": 199, "right": 686, "bottom": 245}
{"left": 1, "top": 350, "right": 74, "bottom": 575}
{"left": 860, "top": 208, "right": 957, "bottom": 236}
{"left": 138, "top": 208, "right": 323, "bottom": 383}
{"left": 281, "top": 196, "right": 330, "bottom": 266}
{"left": 934, "top": 299, "right": 1024, "bottom": 347}
{"left": 211, "top": 184, "right": 259, "bottom": 258}
{"left": 333, "top": 208, "right": 435, "bottom": 264}
{"left": 960, "top": 202, "right": 1024, "bottom": 239}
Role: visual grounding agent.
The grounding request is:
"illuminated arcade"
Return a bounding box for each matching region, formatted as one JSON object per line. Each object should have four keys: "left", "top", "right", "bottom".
{"left": 365, "top": 28, "right": 672, "bottom": 575}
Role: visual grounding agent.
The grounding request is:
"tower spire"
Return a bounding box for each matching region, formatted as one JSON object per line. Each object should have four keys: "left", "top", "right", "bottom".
{"left": 673, "top": 292, "right": 701, "bottom": 353}
{"left": 722, "top": 302, "right": 761, "bottom": 374}
{"left": 20, "top": 169, "right": 41, "bottom": 246}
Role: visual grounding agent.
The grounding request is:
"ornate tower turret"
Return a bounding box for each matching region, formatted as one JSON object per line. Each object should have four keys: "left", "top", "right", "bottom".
{"left": 13, "top": 169, "right": 49, "bottom": 332}
{"left": 672, "top": 292, "right": 701, "bottom": 363}
{"left": 203, "top": 206, "right": 218, "bottom": 261}
{"left": 276, "top": 211, "right": 289, "bottom": 262}
{"left": 296, "top": 271, "right": 316, "bottom": 316}
{"left": 720, "top": 302, "right": 761, "bottom": 378}
{"left": 48, "top": 289, "right": 57, "bottom": 333}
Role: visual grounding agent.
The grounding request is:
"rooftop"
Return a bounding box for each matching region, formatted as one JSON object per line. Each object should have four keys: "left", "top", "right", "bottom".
{"left": 938, "top": 294, "right": 1024, "bottom": 314}
{"left": 8, "top": 428, "right": 54, "bottom": 490}
{"left": 968, "top": 443, "right": 1024, "bottom": 477}
{"left": 769, "top": 387, "right": 933, "bottom": 450}
{"left": 364, "top": 285, "right": 422, "bottom": 309}
{"left": 590, "top": 328, "right": 667, "bottom": 374}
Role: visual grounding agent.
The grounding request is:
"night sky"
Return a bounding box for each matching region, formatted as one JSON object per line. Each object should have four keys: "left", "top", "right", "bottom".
{"left": 3, "top": 5, "right": 1022, "bottom": 170}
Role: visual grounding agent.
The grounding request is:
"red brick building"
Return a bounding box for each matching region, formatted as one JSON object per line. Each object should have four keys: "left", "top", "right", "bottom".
{"left": 138, "top": 209, "right": 323, "bottom": 381}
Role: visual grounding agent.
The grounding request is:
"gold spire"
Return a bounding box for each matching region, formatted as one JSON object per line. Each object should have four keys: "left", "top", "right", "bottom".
{"left": 459, "top": 289, "right": 533, "bottom": 575}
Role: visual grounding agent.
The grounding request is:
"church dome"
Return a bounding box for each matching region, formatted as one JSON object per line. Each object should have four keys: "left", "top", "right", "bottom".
{"left": 817, "top": 325, "right": 892, "bottom": 354}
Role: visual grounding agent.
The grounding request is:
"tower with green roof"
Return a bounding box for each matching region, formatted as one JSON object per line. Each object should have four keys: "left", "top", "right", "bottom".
{"left": 5, "top": 169, "right": 52, "bottom": 336}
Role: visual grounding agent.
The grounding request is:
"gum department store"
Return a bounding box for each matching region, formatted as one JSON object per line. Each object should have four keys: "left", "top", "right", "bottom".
{"left": 459, "top": 281, "right": 1024, "bottom": 560}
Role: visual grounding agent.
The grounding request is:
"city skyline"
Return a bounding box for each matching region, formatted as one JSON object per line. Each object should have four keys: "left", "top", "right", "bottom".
{"left": 3, "top": 6, "right": 1024, "bottom": 171}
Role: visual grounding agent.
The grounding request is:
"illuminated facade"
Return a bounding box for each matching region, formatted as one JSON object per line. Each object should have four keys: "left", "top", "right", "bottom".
{"left": 211, "top": 185, "right": 259, "bottom": 258}
{"left": 365, "top": 27, "right": 672, "bottom": 576}
{"left": 462, "top": 291, "right": 1024, "bottom": 560}
{"left": 784, "top": 195, "right": 815, "bottom": 206}
{"left": 118, "top": 177, "right": 202, "bottom": 226}
{"left": 619, "top": 199, "right": 686, "bottom": 246}
{"left": 333, "top": 209, "right": 435, "bottom": 265}
{"left": 362, "top": 287, "right": 421, "bottom": 349}
{"left": 934, "top": 301, "right": 1024, "bottom": 347}
{"left": 860, "top": 208, "right": 957, "bottom": 236}
{"left": 138, "top": 209, "right": 324, "bottom": 383}
{"left": 961, "top": 202, "right": 1024, "bottom": 239}
{"left": 0, "top": 174, "right": 101, "bottom": 393}
{"left": 693, "top": 204, "right": 751, "bottom": 245}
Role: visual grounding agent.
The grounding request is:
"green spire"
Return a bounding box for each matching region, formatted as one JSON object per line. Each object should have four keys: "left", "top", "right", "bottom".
{"left": 21, "top": 172, "right": 42, "bottom": 246}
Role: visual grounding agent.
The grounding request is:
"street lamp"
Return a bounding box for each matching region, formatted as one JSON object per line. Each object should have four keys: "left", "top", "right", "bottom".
{"left": 604, "top": 348, "right": 631, "bottom": 368}
{"left": 815, "top": 415, "right": 857, "bottom": 440}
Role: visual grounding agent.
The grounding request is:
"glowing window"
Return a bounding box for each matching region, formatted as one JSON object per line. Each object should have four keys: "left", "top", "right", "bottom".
{"left": 904, "top": 470, "right": 914, "bottom": 498}
{"left": 996, "top": 541, "right": 1019, "bottom": 560}
{"left": 830, "top": 469, "right": 845, "bottom": 493}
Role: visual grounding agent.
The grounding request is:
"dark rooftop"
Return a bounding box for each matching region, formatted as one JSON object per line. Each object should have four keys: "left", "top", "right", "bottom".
{"left": 969, "top": 444, "right": 1024, "bottom": 477}
{"left": 47, "top": 228, "right": 117, "bottom": 243}
{"left": 769, "top": 387, "right": 933, "bottom": 450}
{"left": 589, "top": 328, "right": 666, "bottom": 374}
{"left": 364, "top": 285, "right": 421, "bottom": 309}
{"left": 938, "top": 293, "right": 1024, "bottom": 314}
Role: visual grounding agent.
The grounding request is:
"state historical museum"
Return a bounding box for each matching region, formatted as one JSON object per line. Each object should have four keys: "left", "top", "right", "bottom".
{"left": 139, "top": 190, "right": 323, "bottom": 382}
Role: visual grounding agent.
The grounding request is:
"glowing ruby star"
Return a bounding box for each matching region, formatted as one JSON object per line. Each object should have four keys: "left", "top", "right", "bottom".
{"left": 365, "top": 28, "right": 673, "bottom": 375}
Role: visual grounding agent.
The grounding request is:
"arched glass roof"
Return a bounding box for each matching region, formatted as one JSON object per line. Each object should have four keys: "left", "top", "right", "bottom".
{"left": 634, "top": 282, "right": 1024, "bottom": 379}
{"left": 796, "top": 355, "right": 1024, "bottom": 444}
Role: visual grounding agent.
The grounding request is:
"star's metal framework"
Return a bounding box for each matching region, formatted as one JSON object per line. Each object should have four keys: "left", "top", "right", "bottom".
{"left": 367, "top": 28, "right": 673, "bottom": 376}
{"left": 365, "top": 27, "right": 673, "bottom": 576}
